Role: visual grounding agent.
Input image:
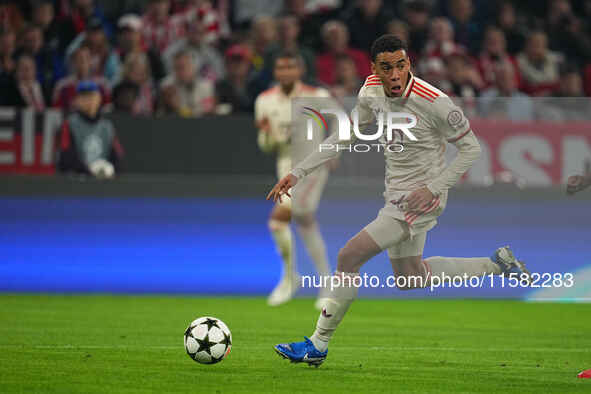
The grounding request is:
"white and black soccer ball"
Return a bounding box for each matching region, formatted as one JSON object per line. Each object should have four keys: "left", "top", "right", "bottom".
{"left": 184, "top": 316, "right": 232, "bottom": 364}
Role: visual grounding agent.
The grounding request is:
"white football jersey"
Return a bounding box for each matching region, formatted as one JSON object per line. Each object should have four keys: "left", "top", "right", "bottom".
{"left": 292, "top": 73, "right": 474, "bottom": 228}
{"left": 356, "top": 72, "right": 471, "bottom": 193}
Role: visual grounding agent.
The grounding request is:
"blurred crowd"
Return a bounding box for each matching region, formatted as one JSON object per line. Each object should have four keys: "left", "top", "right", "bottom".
{"left": 1, "top": 0, "right": 591, "bottom": 119}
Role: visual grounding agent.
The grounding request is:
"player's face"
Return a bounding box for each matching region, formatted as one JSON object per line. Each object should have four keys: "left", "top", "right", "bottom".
{"left": 371, "top": 50, "right": 411, "bottom": 97}
{"left": 274, "top": 57, "right": 301, "bottom": 87}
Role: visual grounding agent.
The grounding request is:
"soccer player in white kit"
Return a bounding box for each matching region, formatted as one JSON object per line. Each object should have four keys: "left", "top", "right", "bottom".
{"left": 256, "top": 51, "right": 335, "bottom": 308}
{"left": 269, "top": 35, "right": 531, "bottom": 366}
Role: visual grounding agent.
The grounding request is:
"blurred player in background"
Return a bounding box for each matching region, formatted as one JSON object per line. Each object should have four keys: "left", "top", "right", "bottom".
{"left": 268, "top": 35, "right": 531, "bottom": 366}
{"left": 567, "top": 169, "right": 591, "bottom": 195}
{"left": 255, "top": 51, "right": 334, "bottom": 308}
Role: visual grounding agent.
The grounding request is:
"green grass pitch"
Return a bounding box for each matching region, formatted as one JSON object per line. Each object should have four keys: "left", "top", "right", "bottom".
{"left": 1, "top": 295, "right": 590, "bottom": 393}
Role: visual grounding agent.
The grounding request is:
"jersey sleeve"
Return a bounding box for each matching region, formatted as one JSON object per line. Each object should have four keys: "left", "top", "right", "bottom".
{"left": 290, "top": 86, "right": 374, "bottom": 179}
{"left": 432, "top": 97, "right": 472, "bottom": 143}
{"left": 254, "top": 95, "right": 275, "bottom": 153}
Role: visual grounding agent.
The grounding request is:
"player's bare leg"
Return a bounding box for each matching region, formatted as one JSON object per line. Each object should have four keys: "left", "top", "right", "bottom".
{"left": 390, "top": 250, "right": 530, "bottom": 290}
{"left": 293, "top": 213, "right": 331, "bottom": 309}
{"left": 267, "top": 204, "right": 300, "bottom": 306}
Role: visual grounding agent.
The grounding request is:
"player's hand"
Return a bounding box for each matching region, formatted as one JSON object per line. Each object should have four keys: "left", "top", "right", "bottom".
{"left": 328, "top": 158, "right": 340, "bottom": 171}
{"left": 257, "top": 117, "right": 271, "bottom": 133}
{"left": 267, "top": 174, "right": 298, "bottom": 203}
{"left": 406, "top": 187, "right": 435, "bottom": 211}
{"left": 567, "top": 175, "right": 589, "bottom": 195}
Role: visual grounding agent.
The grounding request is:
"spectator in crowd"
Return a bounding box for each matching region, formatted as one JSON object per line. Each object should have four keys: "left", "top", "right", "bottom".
{"left": 329, "top": 54, "right": 362, "bottom": 102}
{"left": 517, "top": 31, "right": 562, "bottom": 96}
{"left": 403, "top": 0, "right": 431, "bottom": 58}
{"left": 115, "top": 14, "right": 165, "bottom": 83}
{"left": 264, "top": 15, "right": 316, "bottom": 84}
{"left": 116, "top": 52, "right": 155, "bottom": 116}
{"left": 159, "top": 50, "right": 215, "bottom": 117}
{"left": 282, "top": 0, "right": 342, "bottom": 52}
{"left": 316, "top": 20, "right": 370, "bottom": 86}
{"left": 539, "top": 67, "right": 590, "bottom": 121}
{"left": 341, "top": 0, "right": 394, "bottom": 53}
{"left": 0, "top": 28, "right": 16, "bottom": 78}
{"left": 0, "top": 53, "right": 46, "bottom": 110}
{"left": 173, "top": 0, "right": 229, "bottom": 46}
{"left": 418, "top": 56, "right": 450, "bottom": 92}
{"left": 446, "top": 53, "right": 484, "bottom": 95}
{"left": 480, "top": 61, "right": 534, "bottom": 121}
{"left": 232, "top": 0, "right": 284, "bottom": 29}
{"left": 422, "top": 17, "right": 466, "bottom": 62}
{"left": 545, "top": 0, "right": 591, "bottom": 66}
{"left": 444, "top": 53, "right": 482, "bottom": 116}
{"left": 112, "top": 80, "right": 139, "bottom": 114}
{"left": 66, "top": 0, "right": 113, "bottom": 38}
{"left": 476, "top": 26, "right": 520, "bottom": 90}
{"left": 495, "top": 1, "right": 526, "bottom": 55}
{"left": 57, "top": 80, "right": 123, "bottom": 178}
{"left": 386, "top": 19, "right": 418, "bottom": 62}
{"left": 446, "top": 0, "right": 481, "bottom": 54}
{"left": 141, "top": 0, "right": 186, "bottom": 52}
{"left": 215, "top": 44, "right": 255, "bottom": 114}
{"left": 53, "top": 44, "right": 111, "bottom": 110}
{"left": 66, "top": 17, "right": 121, "bottom": 86}
{"left": 250, "top": 15, "right": 278, "bottom": 73}
{"left": 163, "top": 17, "right": 225, "bottom": 83}
{"left": 18, "top": 24, "right": 66, "bottom": 102}
{"left": 31, "top": 0, "right": 75, "bottom": 54}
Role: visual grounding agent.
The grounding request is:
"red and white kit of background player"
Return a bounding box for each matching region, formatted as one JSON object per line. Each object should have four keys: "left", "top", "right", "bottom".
{"left": 268, "top": 35, "right": 531, "bottom": 366}
{"left": 255, "top": 51, "right": 335, "bottom": 308}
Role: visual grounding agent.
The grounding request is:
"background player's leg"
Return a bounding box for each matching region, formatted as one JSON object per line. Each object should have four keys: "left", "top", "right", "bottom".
{"left": 293, "top": 213, "right": 330, "bottom": 278}
{"left": 310, "top": 216, "right": 409, "bottom": 351}
{"left": 267, "top": 204, "right": 298, "bottom": 306}
{"left": 424, "top": 256, "right": 501, "bottom": 279}
{"left": 293, "top": 213, "right": 331, "bottom": 309}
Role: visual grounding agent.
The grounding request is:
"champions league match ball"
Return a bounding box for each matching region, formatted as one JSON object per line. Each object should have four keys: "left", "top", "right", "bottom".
{"left": 184, "top": 317, "right": 232, "bottom": 364}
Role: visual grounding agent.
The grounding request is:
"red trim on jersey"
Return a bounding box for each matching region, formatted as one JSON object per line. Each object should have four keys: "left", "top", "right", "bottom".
{"left": 260, "top": 86, "right": 279, "bottom": 96}
{"left": 405, "top": 78, "right": 416, "bottom": 98}
{"left": 405, "top": 196, "right": 440, "bottom": 224}
{"left": 364, "top": 83, "right": 383, "bottom": 87}
{"left": 414, "top": 81, "right": 439, "bottom": 97}
{"left": 447, "top": 129, "right": 472, "bottom": 143}
{"left": 366, "top": 75, "right": 380, "bottom": 80}
{"left": 412, "top": 83, "right": 438, "bottom": 99}
{"left": 411, "top": 88, "right": 434, "bottom": 102}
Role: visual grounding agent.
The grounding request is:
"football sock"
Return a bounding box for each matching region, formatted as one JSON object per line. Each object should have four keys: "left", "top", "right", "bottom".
{"left": 269, "top": 219, "right": 296, "bottom": 280}
{"left": 424, "top": 256, "right": 502, "bottom": 284}
{"left": 310, "top": 271, "right": 359, "bottom": 351}
{"left": 297, "top": 222, "right": 331, "bottom": 278}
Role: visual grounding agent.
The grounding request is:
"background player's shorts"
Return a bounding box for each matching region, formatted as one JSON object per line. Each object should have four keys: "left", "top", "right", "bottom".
{"left": 292, "top": 168, "right": 328, "bottom": 215}
{"left": 364, "top": 214, "right": 431, "bottom": 258}
{"left": 275, "top": 156, "right": 328, "bottom": 214}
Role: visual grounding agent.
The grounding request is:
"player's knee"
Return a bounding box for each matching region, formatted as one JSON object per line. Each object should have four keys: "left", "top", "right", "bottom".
{"left": 270, "top": 206, "right": 291, "bottom": 223}
{"left": 293, "top": 213, "right": 315, "bottom": 228}
{"left": 268, "top": 218, "right": 289, "bottom": 231}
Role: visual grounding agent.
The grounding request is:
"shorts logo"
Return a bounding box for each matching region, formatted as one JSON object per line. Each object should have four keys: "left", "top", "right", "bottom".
{"left": 447, "top": 110, "right": 463, "bottom": 127}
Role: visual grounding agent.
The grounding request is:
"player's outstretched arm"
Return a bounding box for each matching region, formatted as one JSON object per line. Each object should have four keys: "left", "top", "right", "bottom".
{"left": 567, "top": 173, "right": 591, "bottom": 195}
{"left": 267, "top": 173, "right": 298, "bottom": 203}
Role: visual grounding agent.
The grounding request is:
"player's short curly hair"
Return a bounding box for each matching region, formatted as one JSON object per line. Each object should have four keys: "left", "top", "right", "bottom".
{"left": 370, "top": 34, "right": 408, "bottom": 62}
